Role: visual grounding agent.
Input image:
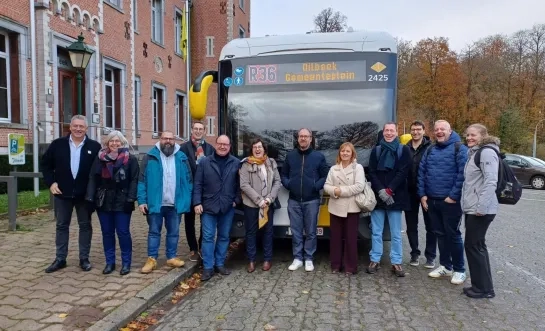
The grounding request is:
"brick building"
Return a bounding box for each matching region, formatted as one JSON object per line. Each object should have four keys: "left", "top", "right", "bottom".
{"left": 0, "top": 0, "right": 250, "bottom": 155}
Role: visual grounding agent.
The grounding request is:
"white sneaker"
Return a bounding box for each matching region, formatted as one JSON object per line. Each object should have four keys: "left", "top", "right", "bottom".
{"left": 428, "top": 266, "right": 453, "bottom": 278}
{"left": 288, "top": 259, "right": 303, "bottom": 271}
{"left": 305, "top": 261, "right": 314, "bottom": 272}
{"left": 451, "top": 272, "right": 467, "bottom": 285}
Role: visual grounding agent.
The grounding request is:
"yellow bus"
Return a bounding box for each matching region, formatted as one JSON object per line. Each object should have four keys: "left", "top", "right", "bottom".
{"left": 189, "top": 31, "right": 398, "bottom": 240}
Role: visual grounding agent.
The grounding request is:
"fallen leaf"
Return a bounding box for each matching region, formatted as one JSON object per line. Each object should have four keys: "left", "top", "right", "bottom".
{"left": 127, "top": 322, "right": 139, "bottom": 329}
{"left": 179, "top": 282, "right": 190, "bottom": 290}
{"left": 119, "top": 328, "right": 130, "bottom": 331}
{"left": 264, "top": 323, "right": 277, "bottom": 330}
{"left": 334, "top": 300, "right": 344, "bottom": 305}
{"left": 140, "top": 312, "right": 149, "bottom": 317}
{"left": 216, "top": 315, "right": 225, "bottom": 320}
{"left": 171, "top": 299, "right": 178, "bottom": 304}
{"left": 302, "top": 290, "right": 309, "bottom": 294}
{"left": 58, "top": 313, "right": 68, "bottom": 318}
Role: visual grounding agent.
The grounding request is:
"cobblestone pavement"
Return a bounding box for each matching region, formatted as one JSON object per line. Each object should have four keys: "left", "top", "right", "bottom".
{"left": 153, "top": 189, "right": 545, "bottom": 331}
{"left": 0, "top": 211, "right": 195, "bottom": 331}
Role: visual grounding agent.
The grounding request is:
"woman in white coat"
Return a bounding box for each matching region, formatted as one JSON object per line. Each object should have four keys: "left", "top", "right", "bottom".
{"left": 324, "top": 142, "right": 365, "bottom": 274}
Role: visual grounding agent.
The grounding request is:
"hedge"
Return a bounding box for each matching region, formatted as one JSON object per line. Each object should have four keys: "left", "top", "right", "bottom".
{"left": 0, "top": 155, "right": 48, "bottom": 194}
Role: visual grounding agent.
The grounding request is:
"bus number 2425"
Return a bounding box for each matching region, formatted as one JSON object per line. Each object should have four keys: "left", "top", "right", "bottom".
{"left": 368, "top": 74, "right": 388, "bottom": 82}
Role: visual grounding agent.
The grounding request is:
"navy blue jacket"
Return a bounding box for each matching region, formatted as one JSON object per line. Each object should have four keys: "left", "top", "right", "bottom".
{"left": 368, "top": 144, "right": 411, "bottom": 211}
{"left": 406, "top": 136, "right": 432, "bottom": 192}
{"left": 417, "top": 131, "right": 468, "bottom": 201}
{"left": 280, "top": 148, "right": 329, "bottom": 202}
{"left": 193, "top": 153, "right": 242, "bottom": 215}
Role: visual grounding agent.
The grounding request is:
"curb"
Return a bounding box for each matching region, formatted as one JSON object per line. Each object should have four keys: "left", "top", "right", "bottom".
{"left": 87, "top": 261, "right": 200, "bottom": 331}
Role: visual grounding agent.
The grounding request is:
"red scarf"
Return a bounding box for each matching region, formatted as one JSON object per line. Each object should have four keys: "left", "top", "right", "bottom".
{"left": 98, "top": 147, "right": 130, "bottom": 179}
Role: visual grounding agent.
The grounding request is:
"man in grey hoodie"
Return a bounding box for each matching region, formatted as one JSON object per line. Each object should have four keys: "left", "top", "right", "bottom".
{"left": 461, "top": 124, "right": 500, "bottom": 299}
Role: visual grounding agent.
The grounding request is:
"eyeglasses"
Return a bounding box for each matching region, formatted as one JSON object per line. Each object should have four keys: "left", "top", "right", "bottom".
{"left": 252, "top": 146, "right": 263, "bottom": 150}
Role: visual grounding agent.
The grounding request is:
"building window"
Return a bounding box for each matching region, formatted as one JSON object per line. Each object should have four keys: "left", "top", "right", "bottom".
{"left": 106, "top": 0, "right": 121, "bottom": 8}
{"left": 206, "top": 116, "right": 215, "bottom": 136}
{"left": 239, "top": 0, "right": 245, "bottom": 11}
{"left": 152, "top": 85, "right": 165, "bottom": 134}
{"left": 134, "top": 76, "right": 141, "bottom": 135}
{"left": 0, "top": 31, "right": 20, "bottom": 124}
{"left": 133, "top": 0, "right": 138, "bottom": 31}
{"left": 175, "top": 9, "right": 182, "bottom": 55}
{"left": 205, "top": 36, "right": 215, "bottom": 57}
{"left": 151, "top": 0, "right": 164, "bottom": 44}
{"left": 0, "top": 32, "right": 11, "bottom": 122}
{"left": 238, "top": 25, "right": 245, "bottom": 39}
{"left": 104, "top": 66, "right": 122, "bottom": 130}
{"left": 175, "top": 93, "right": 185, "bottom": 138}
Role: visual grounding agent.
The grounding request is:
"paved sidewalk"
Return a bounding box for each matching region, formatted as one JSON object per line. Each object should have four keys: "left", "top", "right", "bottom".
{"left": 0, "top": 211, "right": 198, "bottom": 331}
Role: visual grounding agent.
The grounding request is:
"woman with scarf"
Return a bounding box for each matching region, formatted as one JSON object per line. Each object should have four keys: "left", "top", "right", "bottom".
{"left": 239, "top": 139, "right": 281, "bottom": 273}
{"left": 324, "top": 142, "right": 365, "bottom": 275}
{"left": 86, "top": 131, "right": 139, "bottom": 275}
{"left": 367, "top": 123, "right": 411, "bottom": 277}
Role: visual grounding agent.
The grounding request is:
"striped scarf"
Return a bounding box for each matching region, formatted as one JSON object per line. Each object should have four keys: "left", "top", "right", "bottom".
{"left": 98, "top": 147, "right": 130, "bottom": 179}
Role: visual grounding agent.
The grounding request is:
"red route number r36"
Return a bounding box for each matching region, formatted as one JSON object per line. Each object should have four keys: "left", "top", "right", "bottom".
{"left": 247, "top": 64, "right": 278, "bottom": 84}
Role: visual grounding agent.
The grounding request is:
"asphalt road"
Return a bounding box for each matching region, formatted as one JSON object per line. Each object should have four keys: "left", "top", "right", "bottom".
{"left": 151, "top": 189, "right": 545, "bottom": 331}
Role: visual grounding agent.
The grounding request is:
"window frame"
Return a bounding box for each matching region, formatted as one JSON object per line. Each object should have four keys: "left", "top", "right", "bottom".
{"left": 133, "top": 0, "right": 138, "bottom": 32}
{"left": 206, "top": 116, "right": 215, "bottom": 137}
{"left": 151, "top": 83, "right": 166, "bottom": 136}
{"left": 102, "top": 57, "right": 126, "bottom": 133}
{"left": 151, "top": 0, "right": 164, "bottom": 45}
{"left": 134, "top": 76, "right": 141, "bottom": 136}
{"left": 205, "top": 36, "right": 215, "bottom": 57}
{"left": 174, "top": 8, "right": 182, "bottom": 56}
{"left": 174, "top": 91, "right": 186, "bottom": 139}
{"left": 239, "top": 0, "right": 245, "bottom": 11}
{"left": 105, "top": 0, "right": 122, "bottom": 9}
{"left": 0, "top": 31, "right": 11, "bottom": 123}
{"left": 238, "top": 25, "right": 245, "bottom": 39}
{"left": 104, "top": 67, "right": 116, "bottom": 129}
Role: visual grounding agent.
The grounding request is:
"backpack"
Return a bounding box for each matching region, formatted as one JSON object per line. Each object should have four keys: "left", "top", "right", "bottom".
{"left": 375, "top": 144, "right": 403, "bottom": 159}
{"left": 426, "top": 141, "right": 462, "bottom": 159}
{"left": 474, "top": 146, "right": 522, "bottom": 205}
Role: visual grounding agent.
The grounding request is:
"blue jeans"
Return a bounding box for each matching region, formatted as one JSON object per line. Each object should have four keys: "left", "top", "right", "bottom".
{"left": 201, "top": 207, "right": 235, "bottom": 270}
{"left": 97, "top": 211, "right": 132, "bottom": 265}
{"left": 370, "top": 209, "right": 403, "bottom": 264}
{"left": 287, "top": 199, "right": 320, "bottom": 261}
{"left": 428, "top": 199, "right": 465, "bottom": 272}
{"left": 244, "top": 205, "right": 274, "bottom": 262}
{"left": 147, "top": 206, "right": 182, "bottom": 260}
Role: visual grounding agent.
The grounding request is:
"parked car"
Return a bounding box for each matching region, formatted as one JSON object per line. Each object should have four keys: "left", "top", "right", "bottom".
{"left": 529, "top": 156, "right": 545, "bottom": 167}
{"left": 504, "top": 154, "right": 545, "bottom": 189}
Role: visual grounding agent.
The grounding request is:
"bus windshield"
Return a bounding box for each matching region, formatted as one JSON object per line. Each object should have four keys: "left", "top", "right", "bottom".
{"left": 219, "top": 52, "right": 397, "bottom": 166}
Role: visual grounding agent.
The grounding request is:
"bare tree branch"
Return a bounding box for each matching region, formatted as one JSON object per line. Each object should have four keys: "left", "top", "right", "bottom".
{"left": 313, "top": 7, "right": 347, "bottom": 33}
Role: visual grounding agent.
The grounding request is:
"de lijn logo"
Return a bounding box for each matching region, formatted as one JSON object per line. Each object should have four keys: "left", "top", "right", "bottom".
{"left": 223, "top": 77, "right": 233, "bottom": 87}
{"left": 234, "top": 67, "right": 244, "bottom": 76}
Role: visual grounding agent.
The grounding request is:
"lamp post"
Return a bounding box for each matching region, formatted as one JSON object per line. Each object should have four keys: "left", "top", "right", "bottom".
{"left": 533, "top": 119, "right": 545, "bottom": 157}
{"left": 66, "top": 33, "right": 94, "bottom": 115}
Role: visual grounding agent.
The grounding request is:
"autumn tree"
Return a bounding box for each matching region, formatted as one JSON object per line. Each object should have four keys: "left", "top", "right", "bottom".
{"left": 313, "top": 8, "right": 347, "bottom": 33}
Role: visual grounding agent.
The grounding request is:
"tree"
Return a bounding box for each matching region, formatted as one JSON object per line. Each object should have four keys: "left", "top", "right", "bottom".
{"left": 313, "top": 8, "right": 347, "bottom": 33}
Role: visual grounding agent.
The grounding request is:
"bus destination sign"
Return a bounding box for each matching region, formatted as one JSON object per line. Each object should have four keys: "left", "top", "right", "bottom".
{"left": 246, "top": 61, "right": 367, "bottom": 85}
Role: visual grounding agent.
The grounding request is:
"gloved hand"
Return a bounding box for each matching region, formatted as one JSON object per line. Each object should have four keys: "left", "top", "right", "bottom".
{"left": 384, "top": 196, "right": 395, "bottom": 205}
{"left": 86, "top": 200, "right": 96, "bottom": 214}
{"left": 378, "top": 189, "right": 391, "bottom": 202}
{"left": 124, "top": 201, "right": 135, "bottom": 214}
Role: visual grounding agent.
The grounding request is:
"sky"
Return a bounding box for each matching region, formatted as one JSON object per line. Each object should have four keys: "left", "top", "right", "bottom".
{"left": 250, "top": 0, "right": 545, "bottom": 52}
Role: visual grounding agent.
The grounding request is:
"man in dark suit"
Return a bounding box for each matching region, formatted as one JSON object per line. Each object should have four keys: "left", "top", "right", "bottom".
{"left": 180, "top": 121, "right": 214, "bottom": 261}
{"left": 41, "top": 115, "right": 101, "bottom": 273}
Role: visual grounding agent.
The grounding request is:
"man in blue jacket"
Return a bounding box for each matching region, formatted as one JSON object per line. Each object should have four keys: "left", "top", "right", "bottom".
{"left": 281, "top": 128, "right": 329, "bottom": 272}
{"left": 193, "top": 135, "right": 241, "bottom": 281}
{"left": 418, "top": 120, "right": 468, "bottom": 285}
{"left": 137, "top": 131, "right": 193, "bottom": 274}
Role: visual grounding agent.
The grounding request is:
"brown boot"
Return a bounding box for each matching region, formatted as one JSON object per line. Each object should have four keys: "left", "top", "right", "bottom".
{"left": 392, "top": 264, "right": 406, "bottom": 277}
{"left": 166, "top": 258, "right": 185, "bottom": 268}
{"left": 247, "top": 262, "right": 256, "bottom": 273}
{"left": 262, "top": 261, "right": 272, "bottom": 271}
{"left": 141, "top": 257, "right": 157, "bottom": 274}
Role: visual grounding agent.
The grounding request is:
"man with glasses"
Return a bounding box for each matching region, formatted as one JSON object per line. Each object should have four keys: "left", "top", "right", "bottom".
{"left": 138, "top": 131, "right": 193, "bottom": 274}
{"left": 281, "top": 128, "right": 329, "bottom": 272}
{"left": 193, "top": 135, "right": 241, "bottom": 281}
{"left": 180, "top": 122, "right": 215, "bottom": 261}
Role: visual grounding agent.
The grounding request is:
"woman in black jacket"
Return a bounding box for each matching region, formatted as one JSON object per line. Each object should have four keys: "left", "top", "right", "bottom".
{"left": 86, "top": 131, "right": 139, "bottom": 275}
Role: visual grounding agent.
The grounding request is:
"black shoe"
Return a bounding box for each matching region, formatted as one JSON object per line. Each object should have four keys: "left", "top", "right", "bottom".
{"left": 102, "top": 264, "right": 115, "bottom": 274}
{"left": 366, "top": 262, "right": 380, "bottom": 274}
{"left": 45, "top": 259, "right": 66, "bottom": 273}
{"left": 466, "top": 288, "right": 495, "bottom": 299}
{"left": 80, "top": 259, "right": 92, "bottom": 272}
{"left": 214, "top": 266, "right": 231, "bottom": 275}
{"left": 463, "top": 286, "right": 475, "bottom": 294}
{"left": 201, "top": 269, "right": 214, "bottom": 281}
{"left": 120, "top": 265, "right": 131, "bottom": 276}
